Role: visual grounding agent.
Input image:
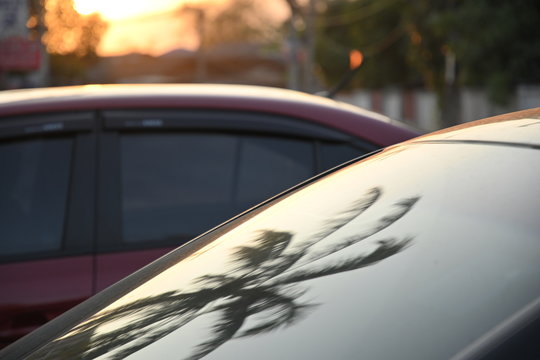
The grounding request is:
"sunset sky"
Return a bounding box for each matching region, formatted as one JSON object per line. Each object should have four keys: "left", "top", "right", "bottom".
{"left": 72, "top": 0, "right": 288, "bottom": 57}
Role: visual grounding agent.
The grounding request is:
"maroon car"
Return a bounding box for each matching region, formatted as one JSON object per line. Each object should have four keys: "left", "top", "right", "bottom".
{"left": 0, "top": 84, "right": 418, "bottom": 346}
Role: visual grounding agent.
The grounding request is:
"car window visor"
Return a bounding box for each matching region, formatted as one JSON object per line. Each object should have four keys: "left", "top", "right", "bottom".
{"left": 0, "top": 113, "right": 93, "bottom": 140}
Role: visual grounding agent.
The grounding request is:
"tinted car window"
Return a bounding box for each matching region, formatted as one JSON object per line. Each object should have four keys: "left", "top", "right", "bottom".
{"left": 121, "top": 133, "right": 316, "bottom": 244}
{"left": 319, "top": 142, "right": 366, "bottom": 171}
{"left": 121, "top": 133, "right": 237, "bottom": 243}
{"left": 0, "top": 138, "right": 73, "bottom": 256}
{"left": 27, "top": 142, "right": 540, "bottom": 359}
{"left": 236, "top": 136, "right": 314, "bottom": 206}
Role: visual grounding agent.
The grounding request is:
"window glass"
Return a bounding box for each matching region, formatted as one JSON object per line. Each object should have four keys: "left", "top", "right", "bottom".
{"left": 319, "top": 142, "right": 367, "bottom": 171}
{"left": 121, "top": 134, "right": 317, "bottom": 244}
{"left": 0, "top": 138, "right": 73, "bottom": 256}
{"left": 121, "top": 133, "right": 237, "bottom": 243}
{"left": 236, "top": 136, "right": 315, "bottom": 207}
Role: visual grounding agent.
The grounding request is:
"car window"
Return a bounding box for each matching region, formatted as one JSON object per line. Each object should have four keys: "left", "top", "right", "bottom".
{"left": 319, "top": 142, "right": 367, "bottom": 171}
{"left": 121, "top": 133, "right": 237, "bottom": 243}
{"left": 236, "top": 136, "right": 314, "bottom": 207}
{"left": 0, "top": 138, "right": 73, "bottom": 256}
{"left": 120, "top": 133, "right": 316, "bottom": 244}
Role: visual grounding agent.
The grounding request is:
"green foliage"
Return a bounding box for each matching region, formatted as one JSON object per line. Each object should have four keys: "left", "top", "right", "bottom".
{"left": 316, "top": 0, "right": 417, "bottom": 89}
{"left": 439, "top": 0, "right": 540, "bottom": 104}
{"left": 315, "top": 0, "right": 540, "bottom": 103}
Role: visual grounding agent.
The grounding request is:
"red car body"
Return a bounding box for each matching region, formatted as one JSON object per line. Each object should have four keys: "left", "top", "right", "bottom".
{"left": 0, "top": 84, "right": 418, "bottom": 346}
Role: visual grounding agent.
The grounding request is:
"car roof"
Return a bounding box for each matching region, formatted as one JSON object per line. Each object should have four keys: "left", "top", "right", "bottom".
{"left": 0, "top": 84, "right": 418, "bottom": 146}
{"left": 409, "top": 107, "right": 540, "bottom": 148}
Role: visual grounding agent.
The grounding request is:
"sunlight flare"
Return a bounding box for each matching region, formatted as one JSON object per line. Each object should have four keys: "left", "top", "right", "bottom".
{"left": 73, "top": 0, "right": 184, "bottom": 20}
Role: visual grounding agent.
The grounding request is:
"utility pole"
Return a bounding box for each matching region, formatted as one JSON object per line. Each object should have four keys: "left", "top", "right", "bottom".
{"left": 303, "top": 0, "right": 316, "bottom": 93}
{"left": 33, "top": 0, "right": 49, "bottom": 87}
{"left": 286, "top": 19, "right": 300, "bottom": 90}
{"left": 285, "top": 0, "right": 317, "bottom": 93}
{"left": 285, "top": 0, "right": 301, "bottom": 91}
{"left": 182, "top": 6, "right": 206, "bottom": 83}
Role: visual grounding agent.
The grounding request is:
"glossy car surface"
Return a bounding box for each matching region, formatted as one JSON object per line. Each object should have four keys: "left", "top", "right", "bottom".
{"left": 0, "top": 84, "right": 418, "bottom": 346}
{"left": 2, "top": 108, "right": 539, "bottom": 359}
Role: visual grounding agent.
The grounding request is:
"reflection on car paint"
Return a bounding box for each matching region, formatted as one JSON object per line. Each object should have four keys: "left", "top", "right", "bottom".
{"left": 29, "top": 182, "right": 419, "bottom": 359}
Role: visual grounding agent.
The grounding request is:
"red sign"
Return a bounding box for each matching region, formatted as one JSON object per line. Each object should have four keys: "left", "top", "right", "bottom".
{"left": 0, "top": 36, "right": 41, "bottom": 71}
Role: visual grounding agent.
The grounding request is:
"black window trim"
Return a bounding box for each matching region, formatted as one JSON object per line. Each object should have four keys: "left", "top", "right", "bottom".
{"left": 0, "top": 111, "right": 94, "bottom": 140}
{"left": 103, "top": 109, "right": 354, "bottom": 142}
{"left": 96, "top": 131, "right": 123, "bottom": 253}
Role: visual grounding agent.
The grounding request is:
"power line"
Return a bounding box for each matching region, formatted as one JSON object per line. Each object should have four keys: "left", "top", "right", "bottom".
{"left": 320, "top": 0, "right": 404, "bottom": 27}
{"left": 321, "top": 22, "right": 405, "bottom": 56}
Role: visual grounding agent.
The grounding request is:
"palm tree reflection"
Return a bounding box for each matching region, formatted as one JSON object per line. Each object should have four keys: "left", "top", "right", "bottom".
{"left": 31, "top": 187, "right": 419, "bottom": 360}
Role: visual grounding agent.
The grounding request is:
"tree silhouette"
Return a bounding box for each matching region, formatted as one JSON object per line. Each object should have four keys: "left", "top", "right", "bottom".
{"left": 29, "top": 187, "right": 419, "bottom": 360}
{"left": 201, "top": 0, "right": 279, "bottom": 48}
{"left": 41, "top": 0, "right": 108, "bottom": 85}
{"left": 43, "top": 0, "right": 107, "bottom": 57}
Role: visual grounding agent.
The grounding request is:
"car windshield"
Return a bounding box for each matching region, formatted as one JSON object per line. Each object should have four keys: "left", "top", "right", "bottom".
{"left": 22, "top": 136, "right": 540, "bottom": 359}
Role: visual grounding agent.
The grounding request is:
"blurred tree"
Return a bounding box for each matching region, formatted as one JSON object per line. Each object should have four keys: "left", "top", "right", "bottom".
{"left": 315, "top": 0, "right": 540, "bottom": 104}
{"left": 177, "top": 0, "right": 282, "bottom": 84}
{"left": 42, "top": 0, "right": 107, "bottom": 84}
{"left": 43, "top": 0, "right": 107, "bottom": 57}
{"left": 316, "top": 0, "right": 418, "bottom": 91}
{"left": 203, "top": 0, "right": 280, "bottom": 48}
{"left": 438, "top": 0, "right": 540, "bottom": 104}
{"left": 400, "top": 0, "right": 450, "bottom": 92}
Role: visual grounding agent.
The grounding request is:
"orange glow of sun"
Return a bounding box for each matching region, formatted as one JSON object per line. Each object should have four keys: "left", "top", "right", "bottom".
{"left": 71, "top": 0, "right": 288, "bottom": 57}
{"left": 73, "top": 0, "right": 184, "bottom": 20}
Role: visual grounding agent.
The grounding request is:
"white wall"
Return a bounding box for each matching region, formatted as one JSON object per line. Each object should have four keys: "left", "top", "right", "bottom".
{"left": 338, "top": 85, "right": 540, "bottom": 131}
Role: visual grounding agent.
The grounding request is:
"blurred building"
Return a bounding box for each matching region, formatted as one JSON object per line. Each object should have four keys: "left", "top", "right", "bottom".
{"left": 91, "top": 43, "right": 286, "bottom": 87}
{"left": 337, "top": 85, "right": 540, "bottom": 131}
{"left": 0, "top": 0, "right": 46, "bottom": 89}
